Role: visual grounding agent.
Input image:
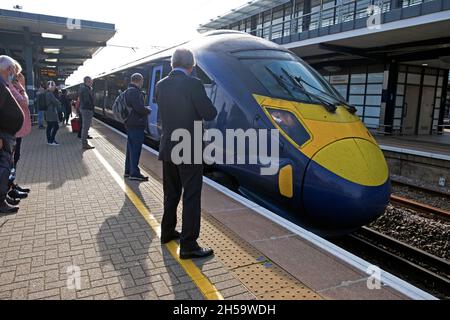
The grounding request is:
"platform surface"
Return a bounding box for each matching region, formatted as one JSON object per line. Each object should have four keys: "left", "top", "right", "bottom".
{"left": 376, "top": 132, "right": 450, "bottom": 159}
{"left": 0, "top": 121, "right": 411, "bottom": 300}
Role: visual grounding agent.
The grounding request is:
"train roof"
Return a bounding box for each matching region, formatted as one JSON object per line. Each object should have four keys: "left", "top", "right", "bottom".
{"left": 69, "top": 31, "right": 289, "bottom": 86}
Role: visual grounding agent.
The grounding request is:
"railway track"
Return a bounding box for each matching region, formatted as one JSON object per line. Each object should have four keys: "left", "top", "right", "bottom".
{"left": 344, "top": 227, "right": 450, "bottom": 299}
{"left": 390, "top": 194, "right": 450, "bottom": 219}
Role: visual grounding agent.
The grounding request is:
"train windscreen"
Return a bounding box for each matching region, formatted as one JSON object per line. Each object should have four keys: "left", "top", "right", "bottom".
{"left": 235, "top": 50, "right": 345, "bottom": 106}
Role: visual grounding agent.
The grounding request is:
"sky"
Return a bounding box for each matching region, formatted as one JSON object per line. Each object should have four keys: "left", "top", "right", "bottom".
{"left": 1, "top": 0, "right": 249, "bottom": 85}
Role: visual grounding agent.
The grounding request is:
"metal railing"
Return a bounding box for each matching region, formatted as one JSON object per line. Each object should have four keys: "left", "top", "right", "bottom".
{"left": 237, "top": 0, "right": 435, "bottom": 41}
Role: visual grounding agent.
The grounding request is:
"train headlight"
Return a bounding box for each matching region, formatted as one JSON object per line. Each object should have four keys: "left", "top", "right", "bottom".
{"left": 266, "top": 108, "right": 310, "bottom": 148}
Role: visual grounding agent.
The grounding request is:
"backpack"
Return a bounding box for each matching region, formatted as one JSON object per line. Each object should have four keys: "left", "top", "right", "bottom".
{"left": 112, "top": 90, "right": 131, "bottom": 122}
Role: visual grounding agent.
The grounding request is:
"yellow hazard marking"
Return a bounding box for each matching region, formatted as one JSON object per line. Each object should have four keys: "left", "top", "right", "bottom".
{"left": 93, "top": 149, "right": 223, "bottom": 300}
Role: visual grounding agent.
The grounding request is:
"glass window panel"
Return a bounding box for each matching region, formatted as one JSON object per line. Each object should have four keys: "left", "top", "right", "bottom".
{"left": 434, "top": 110, "right": 440, "bottom": 118}
{"left": 436, "top": 87, "right": 442, "bottom": 98}
{"left": 367, "top": 73, "right": 384, "bottom": 83}
{"left": 365, "top": 106, "right": 381, "bottom": 117}
{"left": 438, "top": 76, "right": 444, "bottom": 87}
{"left": 365, "top": 95, "right": 382, "bottom": 106}
{"left": 407, "top": 73, "right": 421, "bottom": 85}
{"left": 333, "top": 85, "right": 348, "bottom": 99}
{"left": 350, "top": 85, "right": 366, "bottom": 94}
{"left": 367, "top": 84, "right": 383, "bottom": 95}
{"left": 393, "top": 119, "right": 402, "bottom": 128}
{"left": 423, "top": 75, "right": 437, "bottom": 86}
{"left": 330, "top": 74, "right": 349, "bottom": 84}
{"left": 397, "top": 84, "right": 405, "bottom": 95}
{"left": 397, "top": 72, "right": 406, "bottom": 83}
{"left": 349, "top": 95, "right": 365, "bottom": 105}
{"left": 355, "top": 106, "right": 364, "bottom": 116}
{"left": 435, "top": 98, "right": 441, "bottom": 107}
{"left": 395, "top": 107, "right": 403, "bottom": 118}
{"left": 364, "top": 117, "right": 380, "bottom": 128}
{"left": 396, "top": 96, "right": 404, "bottom": 107}
{"left": 351, "top": 73, "right": 366, "bottom": 84}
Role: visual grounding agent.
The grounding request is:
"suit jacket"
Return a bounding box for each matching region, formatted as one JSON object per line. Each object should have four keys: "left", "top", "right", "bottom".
{"left": 155, "top": 70, "right": 217, "bottom": 163}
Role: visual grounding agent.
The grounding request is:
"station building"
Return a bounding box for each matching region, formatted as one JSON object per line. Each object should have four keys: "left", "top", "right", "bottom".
{"left": 199, "top": 0, "right": 450, "bottom": 136}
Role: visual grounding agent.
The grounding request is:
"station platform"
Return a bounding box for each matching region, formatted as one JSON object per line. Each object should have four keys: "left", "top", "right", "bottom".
{"left": 0, "top": 120, "right": 425, "bottom": 300}
{"left": 375, "top": 133, "right": 450, "bottom": 161}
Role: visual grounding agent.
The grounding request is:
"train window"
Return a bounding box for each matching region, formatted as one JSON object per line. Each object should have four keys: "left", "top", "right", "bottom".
{"left": 193, "top": 66, "right": 213, "bottom": 85}
{"left": 238, "top": 52, "right": 343, "bottom": 106}
{"left": 266, "top": 108, "right": 310, "bottom": 148}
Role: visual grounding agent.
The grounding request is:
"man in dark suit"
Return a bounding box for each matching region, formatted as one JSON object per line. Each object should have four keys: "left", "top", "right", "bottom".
{"left": 156, "top": 48, "right": 217, "bottom": 259}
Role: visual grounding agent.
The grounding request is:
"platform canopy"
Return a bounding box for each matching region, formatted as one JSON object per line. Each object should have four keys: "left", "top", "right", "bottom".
{"left": 198, "top": 0, "right": 288, "bottom": 32}
{"left": 0, "top": 8, "right": 116, "bottom": 86}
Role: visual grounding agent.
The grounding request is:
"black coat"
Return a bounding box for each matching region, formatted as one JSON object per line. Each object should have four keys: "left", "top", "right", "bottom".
{"left": 155, "top": 70, "right": 217, "bottom": 162}
{"left": 0, "top": 81, "right": 24, "bottom": 136}
{"left": 124, "top": 84, "right": 150, "bottom": 129}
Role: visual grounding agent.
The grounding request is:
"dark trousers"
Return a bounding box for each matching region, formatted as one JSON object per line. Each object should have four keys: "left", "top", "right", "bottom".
{"left": 161, "top": 161, "right": 203, "bottom": 251}
{"left": 125, "top": 127, "right": 145, "bottom": 177}
{"left": 77, "top": 112, "right": 83, "bottom": 138}
{"left": 13, "top": 137, "right": 22, "bottom": 167}
{"left": 64, "top": 108, "right": 71, "bottom": 124}
{"left": 46, "top": 121, "right": 59, "bottom": 143}
{"left": 0, "top": 150, "right": 12, "bottom": 202}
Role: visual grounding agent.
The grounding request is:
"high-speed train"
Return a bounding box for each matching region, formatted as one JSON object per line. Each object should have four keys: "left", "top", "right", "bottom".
{"left": 68, "top": 30, "right": 390, "bottom": 236}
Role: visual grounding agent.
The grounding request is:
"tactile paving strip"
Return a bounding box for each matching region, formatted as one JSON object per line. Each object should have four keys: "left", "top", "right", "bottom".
{"left": 200, "top": 215, "right": 323, "bottom": 300}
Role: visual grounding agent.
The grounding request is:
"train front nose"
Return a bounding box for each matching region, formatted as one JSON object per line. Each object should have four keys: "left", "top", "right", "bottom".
{"left": 302, "top": 138, "right": 391, "bottom": 234}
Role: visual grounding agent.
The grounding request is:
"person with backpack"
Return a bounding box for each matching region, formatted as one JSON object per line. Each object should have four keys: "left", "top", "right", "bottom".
{"left": 123, "top": 73, "right": 151, "bottom": 181}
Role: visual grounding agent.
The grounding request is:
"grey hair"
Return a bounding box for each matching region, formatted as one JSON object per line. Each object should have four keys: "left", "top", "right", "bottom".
{"left": 171, "top": 48, "right": 195, "bottom": 69}
{"left": 14, "top": 60, "right": 22, "bottom": 73}
{"left": 0, "top": 55, "right": 16, "bottom": 71}
{"left": 131, "top": 73, "right": 143, "bottom": 83}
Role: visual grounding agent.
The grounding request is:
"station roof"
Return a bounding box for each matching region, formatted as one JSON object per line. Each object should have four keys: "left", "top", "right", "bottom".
{"left": 0, "top": 8, "right": 116, "bottom": 83}
{"left": 198, "top": 0, "right": 287, "bottom": 31}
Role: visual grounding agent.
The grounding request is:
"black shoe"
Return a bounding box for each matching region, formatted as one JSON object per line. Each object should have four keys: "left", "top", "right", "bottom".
{"left": 6, "top": 196, "right": 20, "bottom": 206}
{"left": 129, "top": 175, "right": 149, "bottom": 182}
{"left": 161, "top": 231, "right": 181, "bottom": 244}
{"left": 13, "top": 184, "right": 30, "bottom": 193}
{"left": 8, "top": 189, "right": 28, "bottom": 200}
{"left": 0, "top": 201, "right": 19, "bottom": 214}
{"left": 124, "top": 174, "right": 130, "bottom": 178}
{"left": 180, "top": 247, "right": 214, "bottom": 260}
{"left": 87, "top": 136, "right": 93, "bottom": 140}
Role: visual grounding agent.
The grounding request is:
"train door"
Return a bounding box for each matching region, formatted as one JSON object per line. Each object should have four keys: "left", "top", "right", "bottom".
{"left": 148, "top": 65, "right": 163, "bottom": 140}
{"left": 417, "top": 86, "right": 435, "bottom": 135}
{"left": 402, "top": 85, "right": 420, "bottom": 135}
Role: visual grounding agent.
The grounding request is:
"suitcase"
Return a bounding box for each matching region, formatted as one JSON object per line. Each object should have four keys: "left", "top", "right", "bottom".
{"left": 71, "top": 117, "right": 80, "bottom": 133}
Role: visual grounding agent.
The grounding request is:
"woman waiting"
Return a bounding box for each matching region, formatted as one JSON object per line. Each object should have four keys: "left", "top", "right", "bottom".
{"left": 45, "top": 81, "right": 61, "bottom": 146}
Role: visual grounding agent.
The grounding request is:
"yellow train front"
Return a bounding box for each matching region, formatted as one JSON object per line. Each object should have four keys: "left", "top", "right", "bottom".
{"left": 192, "top": 31, "right": 391, "bottom": 236}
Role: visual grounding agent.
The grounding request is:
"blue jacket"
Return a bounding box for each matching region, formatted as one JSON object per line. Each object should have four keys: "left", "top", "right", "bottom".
{"left": 124, "top": 84, "right": 150, "bottom": 129}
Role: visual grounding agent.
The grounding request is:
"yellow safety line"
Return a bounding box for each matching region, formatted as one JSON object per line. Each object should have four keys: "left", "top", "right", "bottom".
{"left": 93, "top": 149, "right": 224, "bottom": 300}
